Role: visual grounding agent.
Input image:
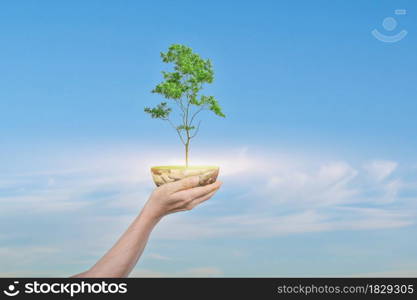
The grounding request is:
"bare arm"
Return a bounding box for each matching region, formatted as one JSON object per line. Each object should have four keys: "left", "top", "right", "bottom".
{"left": 72, "top": 176, "right": 222, "bottom": 278}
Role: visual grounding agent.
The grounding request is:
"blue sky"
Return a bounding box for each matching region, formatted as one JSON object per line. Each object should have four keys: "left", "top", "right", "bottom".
{"left": 1, "top": 0, "right": 417, "bottom": 277}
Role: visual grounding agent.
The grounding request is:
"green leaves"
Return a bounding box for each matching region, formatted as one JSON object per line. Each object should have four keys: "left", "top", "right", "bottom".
{"left": 144, "top": 44, "right": 225, "bottom": 164}
{"left": 151, "top": 71, "right": 186, "bottom": 99}
{"left": 199, "top": 95, "right": 225, "bottom": 117}
{"left": 208, "top": 98, "right": 226, "bottom": 118}
{"left": 153, "top": 44, "right": 215, "bottom": 102}
{"left": 144, "top": 102, "right": 172, "bottom": 119}
{"left": 177, "top": 125, "right": 195, "bottom": 131}
{"left": 160, "top": 44, "right": 214, "bottom": 83}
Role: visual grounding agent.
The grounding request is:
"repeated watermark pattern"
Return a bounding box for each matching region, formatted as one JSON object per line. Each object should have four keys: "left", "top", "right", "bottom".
{"left": 2, "top": 280, "right": 127, "bottom": 298}
{"left": 3, "top": 281, "right": 20, "bottom": 297}
{"left": 372, "top": 9, "right": 408, "bottom": 43}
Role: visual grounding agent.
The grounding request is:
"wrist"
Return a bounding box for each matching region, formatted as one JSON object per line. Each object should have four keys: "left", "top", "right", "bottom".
{"left": 140, "top": 205, "right": 163, "bottom": 226}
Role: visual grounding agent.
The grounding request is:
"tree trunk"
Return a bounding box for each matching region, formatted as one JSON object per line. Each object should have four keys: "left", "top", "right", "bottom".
{"left": 185, "top": 141, "right": 189, "bottom": 168}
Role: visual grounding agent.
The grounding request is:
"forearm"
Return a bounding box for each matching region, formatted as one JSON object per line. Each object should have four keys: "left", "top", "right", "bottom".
{"left": 72, "top": 176, "right": 220, "bottom": 278}
{"left": 74, "top": 209, "right": 160, "bottom": 278}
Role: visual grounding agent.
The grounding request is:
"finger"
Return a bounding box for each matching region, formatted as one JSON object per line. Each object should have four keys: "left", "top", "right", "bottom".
{"left": 165, "top": 176, "right": 200, "bottom": 193}
{"left": 173, "top": 180, "right": 222, "bottom": 201}
{"left": 188, "top": 188, "right": 218, "bottom": 209}
{"left": 170, "top": 188, "right": 219, "bottom": 214}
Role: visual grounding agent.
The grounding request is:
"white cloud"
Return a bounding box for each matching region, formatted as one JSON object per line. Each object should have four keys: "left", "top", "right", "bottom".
{"left": 352, "top": 270, "right": 417, "bottom": 277}
{"left": 206, "top": 147, "right": 258, "bottom": 177}
{"left": 0, "top": 194, "right": 89, "bottom": 214}
{"left": 182, "top": 267, "right": 223, "bottom": 276}
{"left": 2, "top": 147, "right": 413, "bottom": 234}
{"left": 151, "top": 207, "right": 414, "bottom": 240}
{"left": 266, "top": 161, "right": 359, "bottom": 206}
{"left": 147, "top": 253, "right": 171, "bottom": 261}
{"left": 0, "top": 271, "right": 64, "bottom": 277}
{"left": 0, "top": 147, "right": 255, "bottom": 215}
{"left": 1, "top": 146, "right": 416, "bottom": 276}
{"left": 129, "top": 268, "right": 167, "bottom": 277}
{"left": 0, "top": 246, "right": 61, "bottom": 271}
{"left": 363, "top": 160, "right": 398, "bottom": 182}
{"left": 351, "top": 262, "right": 417, "bottom": 277}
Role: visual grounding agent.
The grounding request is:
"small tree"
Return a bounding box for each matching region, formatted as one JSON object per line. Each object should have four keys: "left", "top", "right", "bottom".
{"left": 145, "top": 44, "right": 225, "bottom": 167}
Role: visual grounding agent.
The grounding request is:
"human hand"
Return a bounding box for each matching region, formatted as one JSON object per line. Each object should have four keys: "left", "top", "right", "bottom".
{"left": 142, "top": 176, "right": 222, "bottom": 220}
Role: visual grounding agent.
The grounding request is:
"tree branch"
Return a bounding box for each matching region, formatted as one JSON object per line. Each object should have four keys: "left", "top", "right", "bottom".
{"left": 173, "top": 98, "right": 186, "bottom": 125}
{"left": 185, "top": 92, "right": 191, "bottom": 141}
{"left": 165, "top": 118, "right": 186, "bottom": 145}
{"left": 189, "top": 105, "right": 206, "bottom": 127}
{"left": 190, "top": 120, "right": 201, "bottom": 139}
